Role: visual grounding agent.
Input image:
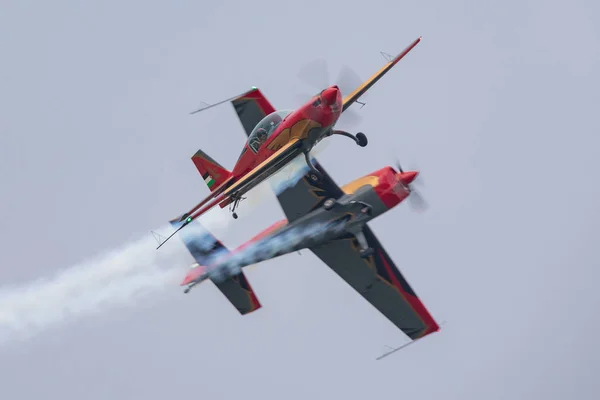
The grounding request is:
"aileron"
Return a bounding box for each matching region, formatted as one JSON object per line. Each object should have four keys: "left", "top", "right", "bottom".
{"left": 170, "top": 217, "right": 262, "bottom": 315}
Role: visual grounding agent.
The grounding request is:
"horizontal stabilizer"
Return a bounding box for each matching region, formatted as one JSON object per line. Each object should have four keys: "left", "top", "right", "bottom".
{"left": 169, "top": 216, "right": 223, "bottom": 264}
{"left": 213, "top": 272, "right": 262, "bottom": 315}
{"left": 170, "top": 217, "right": 262, "bottom": 315}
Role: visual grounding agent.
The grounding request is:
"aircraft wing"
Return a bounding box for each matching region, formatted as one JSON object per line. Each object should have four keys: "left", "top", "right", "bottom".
{"left": 272, "top": 159, "right": 345, "bottom": 223}
{"left": 342, "top": 36, "right": 422, "bottom": 112}
{"left": 270, "top": 161, "right": 439, "bottom": 339}
{"left": 170, "top": 217, "right": 261, "bottom": 315}
{"left": 220, "top": 139, "right": 303, "bottom": 199}
{"left": 309, "top": 227, "right": 439, "bottom": 339}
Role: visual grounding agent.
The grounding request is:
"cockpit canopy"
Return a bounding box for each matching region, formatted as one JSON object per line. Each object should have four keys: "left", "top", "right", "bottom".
{"left": 247, "top": 110, "right": 293, "bottom": 153}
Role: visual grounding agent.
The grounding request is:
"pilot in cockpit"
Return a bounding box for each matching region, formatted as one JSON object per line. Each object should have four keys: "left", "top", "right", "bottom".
{"left": 255, "top": 127, "right": 268, "bottom": 145}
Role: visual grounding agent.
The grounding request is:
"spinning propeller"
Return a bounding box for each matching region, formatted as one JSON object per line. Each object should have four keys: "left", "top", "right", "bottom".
{"left": 394, "top": 157, "right": 428, "bottom": 212}
{"left": 295, "top": 59, "right": 365, "bottom": 128}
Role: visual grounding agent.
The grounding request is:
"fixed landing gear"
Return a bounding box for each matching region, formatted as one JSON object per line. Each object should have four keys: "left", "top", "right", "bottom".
{"left": 360, "top": 248, "right": 375, "bottom": 258}
{"left": 305, "top": 151, "right": 322, "bottom": 183}
{"left": 322, "top": 198, "right": 374, "bottom": 258}
{"left": 332, "top": 130, "right": 368, "bottom": 147}
{"left": 354, "top": 230, "right": 374, "bottom": 259}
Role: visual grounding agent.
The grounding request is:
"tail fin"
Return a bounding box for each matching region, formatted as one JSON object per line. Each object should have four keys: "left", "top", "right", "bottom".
{"left": 191, "top": 149, "right": 232, "bottom": 192}
{"left": 170, "top": 217, "right": 262, "bottom": 315}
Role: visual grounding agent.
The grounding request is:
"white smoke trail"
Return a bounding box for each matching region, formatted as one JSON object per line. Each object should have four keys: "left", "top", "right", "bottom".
{"left": 0, "top": 205, "right": 237, "bottom": 345}
{"left": 0, "top": 143, "right": 326, "bottom": 345}
{"left": 0, "top": 228, "right": 193, "bottom": 345}
{"left": 207, "top": 219, "right": 348, "bottom": 283}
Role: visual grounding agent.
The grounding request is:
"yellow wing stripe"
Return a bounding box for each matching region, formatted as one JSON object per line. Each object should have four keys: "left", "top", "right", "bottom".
{"left": 222, "top": 138, "right": 301, "bottom": 196}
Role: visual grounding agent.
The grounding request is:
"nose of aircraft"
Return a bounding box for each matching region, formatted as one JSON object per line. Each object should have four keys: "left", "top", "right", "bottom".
{"left": 321, "top": 85, "right": 339, "bottom": 105}
{"left": 397, "top": 171, "right": 418, "bottom": 185}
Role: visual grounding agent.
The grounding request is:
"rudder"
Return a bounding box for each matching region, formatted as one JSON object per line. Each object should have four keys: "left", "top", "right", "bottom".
{"left": 191, "top": 149, "right": 232, "bottom": 192}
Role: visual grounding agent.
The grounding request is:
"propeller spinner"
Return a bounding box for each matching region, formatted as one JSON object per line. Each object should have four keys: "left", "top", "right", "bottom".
{"left": 296, "top": 59, "right": 365, "bottom": 128}
{"left": 394, "top": 158, "right": 427, "bottom": 212}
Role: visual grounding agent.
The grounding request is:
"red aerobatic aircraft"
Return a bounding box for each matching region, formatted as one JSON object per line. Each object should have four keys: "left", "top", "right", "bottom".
{"left": 170, "top": 156, "right": 438, "bottom": 348}
{"left": 157, "top": 36, "right": 422, "bottom": 249}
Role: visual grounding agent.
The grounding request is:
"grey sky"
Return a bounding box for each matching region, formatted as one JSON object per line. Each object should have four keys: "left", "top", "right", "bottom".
{"left": 1, "top": 0, "right": 599, "bottom": 398}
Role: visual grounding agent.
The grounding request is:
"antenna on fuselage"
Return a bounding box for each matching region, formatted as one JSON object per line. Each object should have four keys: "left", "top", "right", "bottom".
{"left": 190, "top": 87, "right": 258, "bottom": 115}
